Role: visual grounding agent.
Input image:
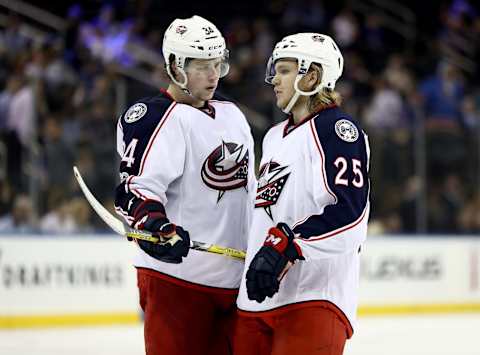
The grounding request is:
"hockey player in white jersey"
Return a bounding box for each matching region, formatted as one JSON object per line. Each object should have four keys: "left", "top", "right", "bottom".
{"left": 114, "top": 16, "right": 255, "bottom": 355}
{"left": 234, "top": 33, "right": 370, "bottom": 355}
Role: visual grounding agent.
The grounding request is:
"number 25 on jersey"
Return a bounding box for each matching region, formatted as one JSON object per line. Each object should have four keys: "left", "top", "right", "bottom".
{"left": 334, "top": 157, "right": 364, "bottom": 188}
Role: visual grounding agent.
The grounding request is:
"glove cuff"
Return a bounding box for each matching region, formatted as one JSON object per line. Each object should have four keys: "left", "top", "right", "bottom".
{"left": 132, "top": 199, "right": 166, "bottom": 218}
{"left": 265, "top": 227, "right": 290, "bottom": 253}
{"left": 285, "top": 240, "right": 304, "bottom": 262}
{"left": 132, "top": 199, "right": 171, "bottom": 233}
{"left": 265, "top": 223, "right": 304, "bottom": 263}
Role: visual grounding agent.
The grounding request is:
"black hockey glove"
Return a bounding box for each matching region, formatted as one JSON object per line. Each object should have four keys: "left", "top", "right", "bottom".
{"left": 246, "top": 223, "right": 304, "bottom": 303}
{"left": 132, "top": 200, "right": 190, "bottom": 264}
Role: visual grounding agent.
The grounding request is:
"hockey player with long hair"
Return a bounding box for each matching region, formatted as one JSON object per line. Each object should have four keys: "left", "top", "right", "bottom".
{"left": 114, "top": 16, "right": 255, "bottom": 355}
{"left": 234, "top": 33, "right": 370, "bottom": 355}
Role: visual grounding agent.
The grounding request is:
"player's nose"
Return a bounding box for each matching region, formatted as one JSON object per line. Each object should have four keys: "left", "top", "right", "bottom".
{"left": 208, "top": 70, "right": 220, "bottom": 82}
{"left": 271, "top": 74, "right": 280, "bottom": 86}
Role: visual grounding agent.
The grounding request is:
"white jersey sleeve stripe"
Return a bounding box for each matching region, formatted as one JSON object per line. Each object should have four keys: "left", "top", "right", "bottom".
{"left": 296, "top": 203, "right": 369, "bottom": 242}
{"left": 114, "top": 206, "right": 134, "bottom": 223}
{"left": 126, "top": 173, "right": 164, "bottom": 205}
{"left": 126, "top": 175, "right": 146, "bottom": 200}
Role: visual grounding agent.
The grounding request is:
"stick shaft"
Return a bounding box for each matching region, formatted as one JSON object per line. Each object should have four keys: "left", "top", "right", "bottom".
{"left": 73, "top": 166, "right": 246, "bottom": 260}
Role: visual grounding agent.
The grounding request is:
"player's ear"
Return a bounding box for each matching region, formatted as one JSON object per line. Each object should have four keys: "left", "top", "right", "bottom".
{"left": 307, "top": 65, "right": 322, "bottom": 90}
{"left": 167, "top": 54, "right": 184, "bottom": 81}
{"left": 300, "top": 65, "right": 321, "bottom": 91}
{"left": 170, "top": 61, "right": 181, "bottom": 80}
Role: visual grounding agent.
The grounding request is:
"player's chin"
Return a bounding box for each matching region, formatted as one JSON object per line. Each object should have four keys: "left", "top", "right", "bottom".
{"left": 201, "top": 90, "right": 215, "bottom": 101}
{"left": 276, "top": 98, "right": 287, "bottom": 110}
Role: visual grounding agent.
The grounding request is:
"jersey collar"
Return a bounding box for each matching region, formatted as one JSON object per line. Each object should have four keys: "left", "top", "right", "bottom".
{"left": 159, "top": 88, "right": 216, "bottom": 118}
{"left": 160, "top": 88, "right": 175, "bottom": 101}
{"left": 283, "top": 104, "right": 337, "bottom": 137}
{"left": 198, "top": 100, "right": 216, "bottom": 119}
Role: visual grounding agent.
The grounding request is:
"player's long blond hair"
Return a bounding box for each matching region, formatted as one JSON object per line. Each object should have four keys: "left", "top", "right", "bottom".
{"left": 306, "top": 63, "right": 342, "bottom": 113}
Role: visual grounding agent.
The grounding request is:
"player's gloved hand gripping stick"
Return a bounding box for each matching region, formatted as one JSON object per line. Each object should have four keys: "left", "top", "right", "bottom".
{"left": 127, "top": 198, "right": 191, "bottom": 263}
{"left": 73, "top": 166, "right": 246, "bottom": 261}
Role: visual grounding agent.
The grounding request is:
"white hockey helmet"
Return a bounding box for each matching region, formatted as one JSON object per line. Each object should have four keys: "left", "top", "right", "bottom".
{"left": 265, "top": 33, "right": 344, "bottom": 113}
{"left": 162, "top": 15, "right": 229, "bottom": 90}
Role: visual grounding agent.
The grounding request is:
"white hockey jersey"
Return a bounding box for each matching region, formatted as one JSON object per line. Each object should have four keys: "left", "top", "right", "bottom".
{"left": 115, "top": 90, "right": 256, "bottom": 289}
{"left": 237, "top": 106, "right": 370, "bottom": 334}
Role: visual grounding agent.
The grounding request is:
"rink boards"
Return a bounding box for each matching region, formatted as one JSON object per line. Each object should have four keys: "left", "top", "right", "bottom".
{"left": 0, "top": 235, "right": 479, "bottom": 328}
{"left": 0, "top": 237, "right": 140, "bottom": 328}
{"left": 358, "top": 237, "right": 480, "bottom": 315}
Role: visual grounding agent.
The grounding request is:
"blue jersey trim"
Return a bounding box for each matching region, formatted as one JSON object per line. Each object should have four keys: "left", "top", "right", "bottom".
{"left": 293, "top": 107, "right": 369, "bottom": 239}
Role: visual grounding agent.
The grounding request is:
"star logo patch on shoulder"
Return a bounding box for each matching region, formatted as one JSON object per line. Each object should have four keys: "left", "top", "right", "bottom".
{"left": 335, "top": 119, "right": 358, "bottom": 142}
{"left": 124, "top": 103, "right": 147, "bottom": 123}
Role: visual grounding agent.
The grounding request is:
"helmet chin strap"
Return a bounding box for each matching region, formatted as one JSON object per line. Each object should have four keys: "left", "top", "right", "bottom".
{"left": 282, "top": 91, "right": 300, "bottom": 114}
{"left": 282, "top": 74, "right": 323, "bottom": 114}
{"left": 167, "top": 66, "right": 192, "bottom": 95}
{"left": 167, "top": 65, "right": 207, "bottom": 104}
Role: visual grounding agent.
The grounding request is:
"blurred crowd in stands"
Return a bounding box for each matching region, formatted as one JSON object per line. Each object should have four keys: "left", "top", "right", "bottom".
{"left": 0, "top": 0, "right": 479, "bottom": 235}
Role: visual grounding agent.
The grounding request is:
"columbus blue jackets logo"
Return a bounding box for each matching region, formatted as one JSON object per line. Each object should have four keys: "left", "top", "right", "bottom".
{"left": 201, "top": 142, "right": 249, "bottom": 202}
{"left": 124, "top": 103, "right": 147, "bottom": 123}
{"left": 255, "top": 161, "right": 290, "bottom": 220}
{"left": 335, "top": 119, "right": 358, "bottom": 142}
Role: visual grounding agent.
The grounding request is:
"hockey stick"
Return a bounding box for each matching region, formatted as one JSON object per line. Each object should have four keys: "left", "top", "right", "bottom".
{"left": 72, "top": 166, "right": 246, "bottom": 260}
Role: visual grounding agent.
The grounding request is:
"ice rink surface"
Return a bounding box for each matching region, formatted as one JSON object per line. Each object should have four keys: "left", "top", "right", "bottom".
{"left": 1, "top": 313, "right": 479, "bottom": 355}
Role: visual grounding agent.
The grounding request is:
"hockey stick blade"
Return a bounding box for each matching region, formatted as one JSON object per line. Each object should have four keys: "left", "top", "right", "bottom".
{"left": 72, "top": 166, "right": 246, "bottom": 260}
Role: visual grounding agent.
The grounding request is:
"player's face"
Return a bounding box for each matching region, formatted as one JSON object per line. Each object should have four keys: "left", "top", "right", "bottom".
{"left": 271, "top": 60, "right": 298, "bottom": 110}
{"left": 185, "top": 58, "right": 222, "bottom": 102}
